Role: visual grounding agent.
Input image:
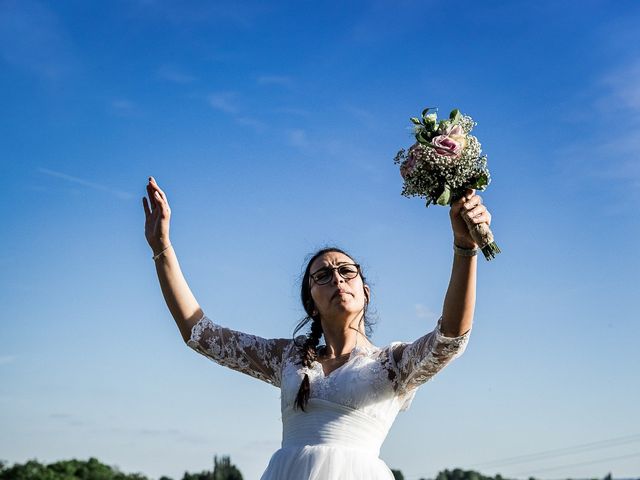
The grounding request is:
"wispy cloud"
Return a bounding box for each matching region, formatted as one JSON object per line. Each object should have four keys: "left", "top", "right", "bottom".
{"left": 257, "top": 75, "right": 293, "bottom": 88}
{"left": 235, "top": 116, "right": 267, "bottom": 132}
{"left": 157, "top": 64, "right": 196, "bottom": 84}
{"left": 208, "top": 91, "right": 240, "bottom": 114}
{"left": 49, "top": 413, "right": 85, "bottom": 427}
{"left": 128, "top": 0, "right": 269, "bottom": 29}
{"left": 0, "top": 0, "right": 76, "bottom": 79}
{"left": 37, "top": 168, "right": 135, "bottom": 200}
{"left": 343, "top": 105, "right": 377, "bottom": 129}
{"left": 273, "top": 106, "right": 311, "bottom": 117}
{"left": 284, "top": 129, "right": 308, "bottom": 148}
{"left": 102, "top": 425, "right": 210, "bottom": 444}
{"left": 0, "top": 355, "right": 17, "bottom": 366}
{"left": 551, "top": 61, "right": 640, "bottom": 211}
{"left": 108, "top": 99, "right": 141, "bottom": 117}
{"left": 414, "top": 303, "right": 437, "bottom": 320}
{"left": 207, "top": 91, "right": 270, "bottom": 131}
{"left": 598, "top": 61, "right": 640, "bottom": 113}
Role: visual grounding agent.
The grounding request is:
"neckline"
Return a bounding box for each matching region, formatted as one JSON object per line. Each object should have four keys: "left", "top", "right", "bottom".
{"left": 315, "top": 343, "right": 378, "bottom": 379}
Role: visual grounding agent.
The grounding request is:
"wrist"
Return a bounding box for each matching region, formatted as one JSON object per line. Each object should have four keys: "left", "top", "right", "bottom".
{"left": 453, "top": 237, "right": 477, "bottom": 250}
{"left": 152, "top": 242, "right": 172, "bottom": 260}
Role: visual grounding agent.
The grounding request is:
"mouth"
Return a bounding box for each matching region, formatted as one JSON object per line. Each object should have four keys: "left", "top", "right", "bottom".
{"left": 333, "top": 290, "right": 352, "bottom": 299}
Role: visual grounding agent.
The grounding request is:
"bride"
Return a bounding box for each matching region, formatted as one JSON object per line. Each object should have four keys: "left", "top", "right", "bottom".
{"left": 142, "top": 176, "right": 492, "bottom": 479}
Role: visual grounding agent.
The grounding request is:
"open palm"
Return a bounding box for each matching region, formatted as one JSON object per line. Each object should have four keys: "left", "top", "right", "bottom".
{"left": 142, "top": 177, "right": 171, "bottom": 252}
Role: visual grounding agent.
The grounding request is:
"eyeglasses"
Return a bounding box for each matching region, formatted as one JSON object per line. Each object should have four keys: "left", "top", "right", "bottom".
{"left": 310, "top": 263, "right": 361, "bottom": 285}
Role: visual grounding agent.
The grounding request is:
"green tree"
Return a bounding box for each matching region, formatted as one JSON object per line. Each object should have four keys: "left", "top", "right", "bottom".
{"left": 212, "top": 456, "right": 242, "bottom": 480}
{"left": 391, "top": 469, "right": 405, "bottom": 480}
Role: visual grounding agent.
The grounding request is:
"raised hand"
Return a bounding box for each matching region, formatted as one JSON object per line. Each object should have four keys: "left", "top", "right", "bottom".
{"left": 449, "top": 188, "right": 492, "bottom": 249}
{"left": 142, "top": 176, "right": 172, "bottom": 254}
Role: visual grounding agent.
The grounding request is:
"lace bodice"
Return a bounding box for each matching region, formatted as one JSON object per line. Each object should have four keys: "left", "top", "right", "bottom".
{"left": 187, "top": 313, "right": 470, "bottom": 421}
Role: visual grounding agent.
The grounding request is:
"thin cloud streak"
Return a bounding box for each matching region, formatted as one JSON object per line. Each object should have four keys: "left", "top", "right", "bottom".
{"left": 0, "top": 355, "right": 17, "bottom": 366}
{"left": 0, "top": 0, "right": 76, "bottom": 79}
{"left": 257, "top": 75, "right": 293, "bottom": 88}
{"left": 157, "top": 65, "right": 196, "bottom": 84}
{"left": 208, "top": 92, "right": 240, "bottom": 114}
{"left": 414, "top": 303, "right": 437, "bottom": 320}
{"left": 284, "top": 129, "right": 308, "bottom": 148}
{"left": 599, "top": 61, "right": 640, "bottom": 113}
{"left": 37, "top": 168, "right": 135, "bottom": 200}
{"left": 108, "top": 99, "right": 142, "bottom": 117}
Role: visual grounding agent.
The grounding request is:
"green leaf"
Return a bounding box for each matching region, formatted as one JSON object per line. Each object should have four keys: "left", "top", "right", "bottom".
{"left": 436, "top": 184, "right": 451, "bottom": 206}
{"left": 449, "top": 109, "right": 461, "bottom": 123}
{"left": 416, "top": 131, "right": 429, "bottom": 144}
{"left": 421, "top": 107, "right": 437, "bottom": 123}
{"left": 472, "top": 173, "right": 489, "bottom": 189}
{"left": 410, "top": 117, "right": 421, "bottom": 125}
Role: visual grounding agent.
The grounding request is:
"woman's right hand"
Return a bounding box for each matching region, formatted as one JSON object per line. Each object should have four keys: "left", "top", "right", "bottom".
{"left": 143, "top": 176, "right": 171, "bottom": 254}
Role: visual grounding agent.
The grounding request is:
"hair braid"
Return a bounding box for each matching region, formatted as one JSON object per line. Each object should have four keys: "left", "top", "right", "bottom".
{"left": 294, "top": 317, "right": 323, "bottom": 411}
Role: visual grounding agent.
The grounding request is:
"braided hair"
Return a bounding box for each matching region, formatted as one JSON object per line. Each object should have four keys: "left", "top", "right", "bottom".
{"left": 292, "top": 247, "right": 373, "bottom": 411}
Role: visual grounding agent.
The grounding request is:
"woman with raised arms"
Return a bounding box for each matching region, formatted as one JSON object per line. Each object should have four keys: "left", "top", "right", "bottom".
{"left": 142, "top": 175, "right": 492, "bottom": 479}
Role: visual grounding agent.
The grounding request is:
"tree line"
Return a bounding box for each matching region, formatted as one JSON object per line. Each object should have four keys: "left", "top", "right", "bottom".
{"left": 0, "top": 457, "right": 629, "bottom": 480}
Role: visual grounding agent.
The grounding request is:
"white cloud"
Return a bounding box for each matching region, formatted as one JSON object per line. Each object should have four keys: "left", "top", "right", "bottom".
{"left": 37, "top": 167, "right": 135, "bottom": 200}
{"left": 343, "top": 105, "right": 377, "bottom": 129}
{"left": 0, "top": 0, "right": 76, "bottom": 79}
{"left": 158, "top": 65, "right": 196, "bottom": 84}
{"left": 414, "top": 303, "right": 437, "bottom": 320}
{"left": 273, "top": 107, "right": 311, "bottom": 117}
{"left": 208, "top": 92, "right": 240, "bottom": 114}
{"left": 109, "top": 99, "right": 141, "bottom": 117}
{"left": 285, "top": 129, "right": 308, "bottom": 148}
{"left": 0, "top": 355, "right": 17, "bottom": 365}
{"left": 599, "top": 61, "right": 640, "bottom": 112}
{"left": 257, "top": 75, "right": 293, "bottom": 88}
{"left": 235, "top": 116, "right": 266, "bottom": 132}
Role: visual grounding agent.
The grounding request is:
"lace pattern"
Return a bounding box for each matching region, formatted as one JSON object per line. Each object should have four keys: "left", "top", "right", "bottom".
{"left": 187, "top": 312, "right": 470, "bottom": 415}
{"left": 388, "top": 315, "right": 470, "bottom": 396}
{"left": 187, "top": 313, "right": 291, "bottom": 387}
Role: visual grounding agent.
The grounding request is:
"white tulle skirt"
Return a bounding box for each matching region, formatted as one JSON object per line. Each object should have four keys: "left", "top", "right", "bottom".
{"left": 260, "top": 398, "right": 395, "bottom": 480}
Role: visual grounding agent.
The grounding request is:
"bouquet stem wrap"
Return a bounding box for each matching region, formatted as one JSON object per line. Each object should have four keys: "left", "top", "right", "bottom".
{"left": 460, "top": 208, "right": 501, "bottom": 260}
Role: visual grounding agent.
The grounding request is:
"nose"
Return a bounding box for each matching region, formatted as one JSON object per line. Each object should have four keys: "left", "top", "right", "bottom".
{"left": 331, "top": 269, "right": 345, "bottom": 285}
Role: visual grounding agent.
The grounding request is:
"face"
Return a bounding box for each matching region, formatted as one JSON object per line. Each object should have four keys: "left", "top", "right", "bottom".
{"left": 308, "top": 251, "right": 370, "bottom": 326}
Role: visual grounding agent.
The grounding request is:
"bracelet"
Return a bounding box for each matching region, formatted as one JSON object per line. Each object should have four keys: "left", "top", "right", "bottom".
{"left": 152, "top": 243, "right": 172, "bottom": 261}
{"left": 453, "top": 243, "right": 478, "bottom": 257}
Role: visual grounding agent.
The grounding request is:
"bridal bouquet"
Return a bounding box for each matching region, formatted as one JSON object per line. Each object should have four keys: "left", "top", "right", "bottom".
{"left": 394, "top": 107, "right": 501, "bottom": 260}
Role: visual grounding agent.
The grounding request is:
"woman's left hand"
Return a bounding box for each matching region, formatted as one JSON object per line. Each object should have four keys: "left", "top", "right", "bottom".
{"left": 449, "top": 188, "right": 492, "bottom": 249}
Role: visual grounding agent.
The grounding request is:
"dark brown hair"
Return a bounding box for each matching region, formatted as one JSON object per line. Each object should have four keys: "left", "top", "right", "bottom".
{"left": 292, "top": 246, "right": 373, "bottom": 411}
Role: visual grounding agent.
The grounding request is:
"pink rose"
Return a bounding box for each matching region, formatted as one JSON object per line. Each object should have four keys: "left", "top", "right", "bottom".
{"left": 431, "top": 124, "right": 467, "bottom": 158}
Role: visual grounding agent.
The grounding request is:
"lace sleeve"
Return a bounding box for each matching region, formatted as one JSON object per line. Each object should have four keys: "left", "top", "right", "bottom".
{"left": 186, "top": 312, "right": 291, "bottom": 388}
{"left": 390, "top": 315, "right": 471, "bottom": 395}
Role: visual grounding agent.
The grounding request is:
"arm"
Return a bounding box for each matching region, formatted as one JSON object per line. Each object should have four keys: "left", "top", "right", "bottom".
{"left": 441, "top": 188, "right": 491, "bottom": 336}
{"left": 143, "top": 176, "right": 202, "bottom": 343}
{"left": 154, "top": 243, "right": 203, "bottom": 343}
{"left": 143, "top": 177, "right": 290, "bottom": 387}
{"left": 385, "top": 189, "right": 492, "bottom": 395}
{"left": 187, "top": 313, "right": 291, "bottom": 387}
{"left": 440, "top": 251, "right": 476, "bottom": 337}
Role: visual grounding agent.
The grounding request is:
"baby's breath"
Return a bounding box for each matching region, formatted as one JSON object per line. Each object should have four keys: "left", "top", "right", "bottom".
{"left": 394, "top": 111, "right": 491, "bottom": 206}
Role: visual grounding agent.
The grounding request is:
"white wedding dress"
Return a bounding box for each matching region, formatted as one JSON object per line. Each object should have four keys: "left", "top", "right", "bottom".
{"left": 187, "top": 312, "right": 470, "bottom": 479}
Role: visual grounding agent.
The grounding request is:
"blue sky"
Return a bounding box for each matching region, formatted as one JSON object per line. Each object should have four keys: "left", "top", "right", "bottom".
{"left": 1, "top": 1, "right": 639, "bottom": 479}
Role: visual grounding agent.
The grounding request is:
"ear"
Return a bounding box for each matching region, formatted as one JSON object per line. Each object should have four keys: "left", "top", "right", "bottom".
{"left": 363, "top": 284, "right": 371, "bottom": 305}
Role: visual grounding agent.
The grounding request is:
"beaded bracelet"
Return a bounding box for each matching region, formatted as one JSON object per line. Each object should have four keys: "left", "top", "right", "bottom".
{"left": 152, "top": 244, "right": 172, "bottom": 261}
{"left": 453, "top": 243, "right": 478, "bottom": 257}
